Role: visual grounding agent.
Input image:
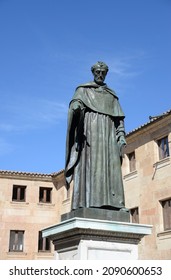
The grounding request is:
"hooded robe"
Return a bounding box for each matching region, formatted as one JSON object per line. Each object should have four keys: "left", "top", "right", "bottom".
{"left": 65, "top": 82, "right": 126, "bottom": 210}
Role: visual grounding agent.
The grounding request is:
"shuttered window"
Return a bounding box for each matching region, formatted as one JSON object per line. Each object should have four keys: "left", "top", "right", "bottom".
{"left": 161, "top": 199, "right": 171, "bottom": 230}
{"left": 38, "top": 231, "right": 50, "bottom": 252}
{"left": 39, "top": 187, "right": 52, "bottom": 203}
{"left": 130, "top": 207, "right": 139, "bottom": 223}
{"left": 12, "top": 185, "right": 26, "bottom": 202}
{"left": 9, "top": 230, "right": 24, "bottom": 252}
{"left": 158, "top": 136, "right": 170, "bottom": 160}
{"left": 128, "top": 151, "right": 136, "bottom": 172}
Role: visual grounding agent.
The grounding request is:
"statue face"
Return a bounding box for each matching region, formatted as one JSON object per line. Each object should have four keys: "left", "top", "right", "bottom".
{"left": 93, "top": 68, "right": 107, "bottom": 85}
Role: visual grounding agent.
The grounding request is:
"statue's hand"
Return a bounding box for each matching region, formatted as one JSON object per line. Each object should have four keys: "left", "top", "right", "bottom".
{"left": 70, "top": 101, "right": 83, "bottom": 114}
{"left": 119, "top": 135, "right": 127, "bottom": 147}
{"left": 118, "top": 135, "right": 127, "bottom": 157}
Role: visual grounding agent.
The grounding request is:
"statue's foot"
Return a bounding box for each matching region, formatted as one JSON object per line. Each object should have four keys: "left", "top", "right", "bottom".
{"left": 120, "top": 207, "right": 130, "bottom": 213}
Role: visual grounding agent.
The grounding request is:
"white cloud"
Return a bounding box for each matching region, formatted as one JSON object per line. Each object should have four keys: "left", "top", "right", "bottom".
{"left": 35, "top": 100, "right": 68, "bottom": 124}
{"left": 0, "top": 124, "right": 16, "bottom": 132}
{"left": 107, "top": 51, "right": 146, "bottom": 79}
{"left": 0, "top": 97, "right": 68, "bottom": 133}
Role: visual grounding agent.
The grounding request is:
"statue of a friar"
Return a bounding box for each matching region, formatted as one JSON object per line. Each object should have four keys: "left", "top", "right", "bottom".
{"left": 65, "top": 61, "right": 127, "bottom": 211}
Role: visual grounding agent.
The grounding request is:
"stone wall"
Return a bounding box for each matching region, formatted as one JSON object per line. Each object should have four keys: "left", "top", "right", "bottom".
{"left": 122, "top": 113, "right": 171, "bottom": 259}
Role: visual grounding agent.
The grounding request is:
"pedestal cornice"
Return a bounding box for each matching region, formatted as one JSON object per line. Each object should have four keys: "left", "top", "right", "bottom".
{"left": 42, "top": 217, "right": 152, "bottom": 248}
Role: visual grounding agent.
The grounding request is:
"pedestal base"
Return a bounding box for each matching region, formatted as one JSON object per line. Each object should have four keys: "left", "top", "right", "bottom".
{"left": 54, "top": 239, "right": 138, "bottom": 260}
{"left": 42, "top": 217, "right": 152, "bottom": 260}
{"left": 61, "top": 207, "right": 130, "bottom": 222}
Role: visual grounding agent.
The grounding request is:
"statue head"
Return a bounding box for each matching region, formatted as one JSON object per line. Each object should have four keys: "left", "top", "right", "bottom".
{"left": 91, "top": 61, "right": 109, "bottom": 85}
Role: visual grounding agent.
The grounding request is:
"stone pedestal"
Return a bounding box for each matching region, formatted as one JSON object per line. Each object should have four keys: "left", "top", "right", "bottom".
{"left": 42, "top": 211, "right": 152, "bottom": 260}
{"left": 61, "top": 207, "right": 130, "bottom": 223}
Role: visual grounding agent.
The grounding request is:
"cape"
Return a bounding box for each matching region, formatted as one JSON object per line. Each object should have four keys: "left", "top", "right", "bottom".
{"left": 65, "top": 82, "right": 125, "bottom": 185}
{"left": 70, "top": 81, "right": 125, "bottom": 118}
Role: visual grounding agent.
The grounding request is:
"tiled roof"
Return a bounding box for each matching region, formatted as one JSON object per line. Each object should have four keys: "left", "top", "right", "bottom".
{"left": 51, "top": 170, "right": 64, "bottom": 177}
{"left": 126, "top": 109, "right": 171, "bottom": 136}
{"left": 0, "top": 169, "right": 64, "bottom": 178}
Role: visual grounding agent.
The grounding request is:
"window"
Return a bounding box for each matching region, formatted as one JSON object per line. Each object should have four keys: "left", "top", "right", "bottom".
{"left": 12, "top": 185, "right": 26, "bottom": 202}
{"left": 9, "top": 230, "right": 24, "bottom": 252}
{"left": 130, "top": 207, "right": 139, "bottom": 223}
{"left": 161, "top": 199, "right": 171, "bottom": 230}
{"left": 38, "top": 231, "right": 50, "bottom": 252}
{"left": 128, "top": 151, "right": 136, "bottom": 172}
{"left": 158, "top": 136, "right": 170, "bottom": 160}
{"left": 39, "top": 187, "right": 52, "bottom": 203}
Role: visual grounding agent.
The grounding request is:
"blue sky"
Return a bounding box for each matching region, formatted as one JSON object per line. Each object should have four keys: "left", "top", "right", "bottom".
{"left": 0, "top": 0, "right": 171, "bottom": 174}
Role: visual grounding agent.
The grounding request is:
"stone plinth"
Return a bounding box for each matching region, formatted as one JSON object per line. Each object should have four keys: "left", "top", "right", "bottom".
{"left": 61, "top": 207, "right": 130, "bottom": 222}
{"left": 42, "top": 217, "right": 152, "bottom": 260}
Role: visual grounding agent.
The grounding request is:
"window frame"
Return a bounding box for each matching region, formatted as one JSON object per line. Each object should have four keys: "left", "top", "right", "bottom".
{"left": 9, "top": 230, "right": 24, "bottom": 252}
{"left": 39, "top": 187, "right": 52, "bottom": 203}
{"left": 161, "top": 198, "right": 171, "bottom": 231}
{"left": 130, "top": 207, "right": 139, "bottom": 223}
{"left": 12, "top": 185, "right": 26, "bottom": 202}
{"left": 157, "top": 136, "right": 170, "bottom": 160}
{"left": 127, "top": 151, "right": 136, "bottom": 173}
{"left": 38, "top": 231, "right": 51, "bottom": 252}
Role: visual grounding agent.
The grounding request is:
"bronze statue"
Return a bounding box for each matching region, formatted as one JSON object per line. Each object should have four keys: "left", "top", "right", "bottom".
{"left": 65, "top": 62, "right": 127, "bottom": 211}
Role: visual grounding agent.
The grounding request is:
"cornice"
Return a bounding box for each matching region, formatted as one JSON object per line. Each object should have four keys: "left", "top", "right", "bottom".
{"left": 52, "top": 227, "right": 143, "bottom": 247}
{"left": 126, "top": 110, "right": 171, "bottom": 141}
{"left": 0, "top": 169, "right": 64, "bottom": 181}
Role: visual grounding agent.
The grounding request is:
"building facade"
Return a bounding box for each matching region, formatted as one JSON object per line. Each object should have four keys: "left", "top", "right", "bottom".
{"left": 122, "top": 110, "right": 171, "bottom": 259}
{"left": 0, "top": 170, "right": 70, "bottom": 260}
{"left": 0, "top": 110, "right": 171, "bottom": 260}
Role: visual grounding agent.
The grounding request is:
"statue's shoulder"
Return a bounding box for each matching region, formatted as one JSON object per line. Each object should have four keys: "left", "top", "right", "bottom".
{"left": 75, "top": 82, "right": 118, "bottom": 99}
{"left": 76, "top": 81, "right": 95, "bottom": 90}
{"left": 105, "top": 87, "right": 118, "bottom": 99}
